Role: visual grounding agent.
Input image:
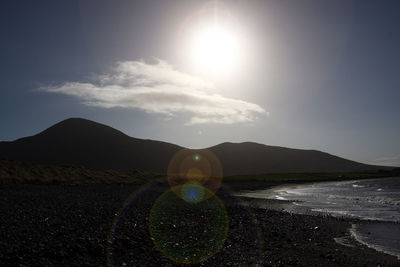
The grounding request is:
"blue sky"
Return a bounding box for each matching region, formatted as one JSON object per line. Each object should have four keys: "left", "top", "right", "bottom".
{"left": 1, "top": 0, "right": 399, "bottom": 166}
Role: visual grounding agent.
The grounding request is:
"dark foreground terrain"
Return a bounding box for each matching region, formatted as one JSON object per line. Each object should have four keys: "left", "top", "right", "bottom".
{"left": 1, "top": 182, "right": 399, "bottom": 266}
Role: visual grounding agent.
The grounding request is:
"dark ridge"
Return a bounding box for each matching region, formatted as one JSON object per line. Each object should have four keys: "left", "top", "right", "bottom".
{"left": 208, "top": 142, "right": 385, "bottom": 176}
{"left": 0, "top": 118, "right": 182, "bottom": 173}
{"left": 0, "top": 118, "right": 391, "bottom": 176}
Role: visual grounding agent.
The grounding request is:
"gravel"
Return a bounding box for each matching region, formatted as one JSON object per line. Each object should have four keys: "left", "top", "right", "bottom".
{"left": 0, "top": 182, "right": 399, "bottom": 266}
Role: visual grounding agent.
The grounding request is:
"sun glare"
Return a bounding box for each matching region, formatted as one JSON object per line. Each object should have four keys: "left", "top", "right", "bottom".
{"left": 189, "top": 24, "right": 242, "bottom": 74}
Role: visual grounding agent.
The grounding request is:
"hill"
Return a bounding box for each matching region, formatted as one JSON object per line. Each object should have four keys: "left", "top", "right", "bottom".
{"left": 0, "top": 118, "right": 389, "bottom": 176}
{"left": 0, "top": 118, "right": 182, "bottom": 173}
{"left": 209, "top": 142, "right": 384, "bottom": 176}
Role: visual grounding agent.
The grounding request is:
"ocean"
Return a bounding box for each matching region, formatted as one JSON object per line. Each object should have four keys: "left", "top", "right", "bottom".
{"left": 239, "top": 177, "right": 400, "bottom": 259}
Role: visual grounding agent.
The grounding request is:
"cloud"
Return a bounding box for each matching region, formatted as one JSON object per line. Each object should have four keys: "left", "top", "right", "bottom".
{"left": 41, "top": 60, "right": 266, "bottom": 125}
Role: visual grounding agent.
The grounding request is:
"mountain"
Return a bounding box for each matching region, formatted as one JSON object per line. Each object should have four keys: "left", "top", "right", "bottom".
{"left": 0, "top": 118, "right": 389, "bottom": 176}
{"left": 209, "top": 142, "right": 384, "bottom": 176}
{"left": 0, "top": 118, "right": 182, "bottom": 173}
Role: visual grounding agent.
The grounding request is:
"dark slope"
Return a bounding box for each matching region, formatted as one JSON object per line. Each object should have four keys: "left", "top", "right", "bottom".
{"left": 0, "top": 118, "right": 388, "bottom": 175}
{"left": 0, "top": 118, "right": 182, "bottom": 173}
{"left": 209, "top": 142, "right": 382, "bottom": 176}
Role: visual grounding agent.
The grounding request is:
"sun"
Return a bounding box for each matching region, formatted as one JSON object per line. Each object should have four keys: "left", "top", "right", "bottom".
{"left": 188, "top": 24, "right": 242, "bottom": 74}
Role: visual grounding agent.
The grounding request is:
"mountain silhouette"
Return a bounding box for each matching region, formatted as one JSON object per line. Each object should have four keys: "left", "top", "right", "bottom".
{"left": 0, "top": 118, "right": 388, "bottom": 176}
{"left": 0, "top": 118, "right": 182, "bottom": 173}
{"left": 209, "top": 142, "right": 383, "bottom": 175}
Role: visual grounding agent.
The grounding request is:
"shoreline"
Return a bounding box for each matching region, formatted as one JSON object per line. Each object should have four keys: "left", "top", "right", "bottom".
{"left": 351, "top": 222, "right": 400, "bottom": 260}
{"left": 236, "top": 177, "right": 400, "bottom": 262}
{"left": 240, "top": 195, "right": 400, "bottom": 262}
{"left": 1, "top": 183, "right": 399, "bottom": 265}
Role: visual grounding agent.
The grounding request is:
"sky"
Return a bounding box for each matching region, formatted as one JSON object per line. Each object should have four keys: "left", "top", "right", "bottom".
{"left": 1, "top": 0, "right": 399, "bottom": 166}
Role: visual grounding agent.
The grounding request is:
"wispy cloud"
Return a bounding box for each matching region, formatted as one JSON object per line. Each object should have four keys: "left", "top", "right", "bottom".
{"left": 40, "top": 60, "right": 266, "bottom": 125}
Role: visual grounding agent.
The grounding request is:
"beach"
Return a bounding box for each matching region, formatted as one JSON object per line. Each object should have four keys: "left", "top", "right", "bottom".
{"left": 239, "top": 177, "right": 400, "bottom": 259}
{"left": 1, "top": 182, "right": 399, "bottom": 266}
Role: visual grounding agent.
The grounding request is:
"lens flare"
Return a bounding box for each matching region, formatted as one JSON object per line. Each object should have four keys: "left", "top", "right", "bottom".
{"left": 108, "top": 143, "right": 261, "bottom": 264}
{"left": 149, "top": 186, "right": 228, "bottom": 263}
{"left": 168, "top": 149, "right": 223, "bottom": 201}
{"left": 180, "top": 181, "right": 205, "bottom": 203}
{"left": 108, "top": 182, "right": 263, "bottom": 266}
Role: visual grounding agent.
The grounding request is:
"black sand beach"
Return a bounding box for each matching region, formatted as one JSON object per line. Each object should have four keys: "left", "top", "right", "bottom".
{"left": 1, "top": 182, "right": 399, "bottom": 266}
